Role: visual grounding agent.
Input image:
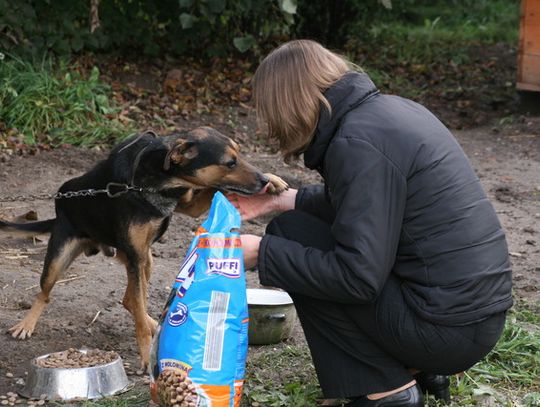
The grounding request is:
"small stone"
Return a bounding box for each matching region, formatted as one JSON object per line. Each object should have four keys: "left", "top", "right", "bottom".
{"left": 36, "top": 401, "right": 45, "bottom": 406}
{"left": 1, "top": 400, "right": 9, "bottom": 405}
{"left": 5, "top": 373, "right": 13, "bottom": 378}
{"left": 136, "top": 369, "right": 144, "bottom": 376}
{"left": 474, "top": 394, "right": 498, "bottom": 407}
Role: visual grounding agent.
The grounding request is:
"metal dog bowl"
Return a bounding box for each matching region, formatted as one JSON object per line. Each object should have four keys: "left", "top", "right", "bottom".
{"left": 19, "top": 350, "right": 130, "bottom": 401}
{"left": 247, "top": 288, "right": 297, "bottom": 345}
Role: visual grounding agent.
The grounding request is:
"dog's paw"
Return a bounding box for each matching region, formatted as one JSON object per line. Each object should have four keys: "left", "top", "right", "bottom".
{"left": 264, "top": 173, "right": 289, "bottom": 195}
{"left": 139, "top": 354, "right": 150, "bottom": 373}
{"left": 8, "top": 321, "right": 35, "bottom": 340}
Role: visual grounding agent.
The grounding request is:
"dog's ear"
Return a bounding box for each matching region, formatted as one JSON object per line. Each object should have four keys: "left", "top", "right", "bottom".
{"left": 163, "top": 140, "right": 198, "bottom": 170}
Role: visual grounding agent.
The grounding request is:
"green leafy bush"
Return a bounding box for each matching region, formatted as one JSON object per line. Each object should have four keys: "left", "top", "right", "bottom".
{"left": 173, "top": 0, "right": 296, "bottom": 55}
{"left": 0, "top": 0, "right": 518, "bottom": 61}
{"left": 0, "top": 0, "right": 297, "bottom": 57}
{"left": 0, "top": 0, "right": 104, "bottom": 56}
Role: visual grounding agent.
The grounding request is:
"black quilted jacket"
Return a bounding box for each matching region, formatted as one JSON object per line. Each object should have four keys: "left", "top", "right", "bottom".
{"left": 258, "top": 72, "right": 513, "bottom": 326}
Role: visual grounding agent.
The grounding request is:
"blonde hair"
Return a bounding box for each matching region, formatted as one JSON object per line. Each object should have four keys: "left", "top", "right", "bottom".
{"left": 252, "top": 39, "right": 359, "bottom": 162}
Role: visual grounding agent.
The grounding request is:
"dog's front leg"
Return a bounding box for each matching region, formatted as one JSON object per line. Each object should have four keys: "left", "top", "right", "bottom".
{"left": 117, "top": 225, "right": 160, "bottom": 370}
{"left": 120, "top": 254, "right": 153, "bottom": 370}
{"left": 143, "top": 248, "right": 158, "bottom": 336}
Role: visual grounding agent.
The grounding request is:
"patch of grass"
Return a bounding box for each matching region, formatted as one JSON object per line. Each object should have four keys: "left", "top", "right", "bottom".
{"left": 242, "top": 345, "right": 322, "bottom": 407}
{"left": 347, "top": 0, "right": 520, "bottom": 66}
{"left": 0, "top": 54, "right": 130, "bottom": 147}
{"left": 473, "top": 317, "right": 540, "bottom": 389}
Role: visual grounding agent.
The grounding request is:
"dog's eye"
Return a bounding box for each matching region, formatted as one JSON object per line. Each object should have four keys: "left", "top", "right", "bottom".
{"left": 226, "top": 159, "right": 237, "bottom": 169}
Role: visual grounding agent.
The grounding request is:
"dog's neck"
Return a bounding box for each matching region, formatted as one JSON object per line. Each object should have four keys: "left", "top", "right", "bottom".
{"left": 140, "top": 187, "right": 190, "bottom": 216}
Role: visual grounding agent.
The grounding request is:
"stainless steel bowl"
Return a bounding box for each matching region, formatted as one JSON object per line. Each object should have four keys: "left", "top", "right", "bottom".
{"left": 19, "top": 350, "right": 130, "bottom": 401}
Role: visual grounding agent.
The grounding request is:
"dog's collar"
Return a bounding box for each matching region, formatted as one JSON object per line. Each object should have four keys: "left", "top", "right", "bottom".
{"left": 130, "top": 144, "right": 150, "bottom": 186}
{"left": 118, "top": 130, "right": 159, "bottom": 190}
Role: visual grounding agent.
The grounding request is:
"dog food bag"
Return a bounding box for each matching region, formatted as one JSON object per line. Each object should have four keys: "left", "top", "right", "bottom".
{"left": 150, "top": 192, "right": 248, "bottom": 407}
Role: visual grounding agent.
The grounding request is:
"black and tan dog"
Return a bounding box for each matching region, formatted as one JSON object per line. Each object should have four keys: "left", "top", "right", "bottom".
{"left": 0, "top": 127, "right": 287, "bottom": 368}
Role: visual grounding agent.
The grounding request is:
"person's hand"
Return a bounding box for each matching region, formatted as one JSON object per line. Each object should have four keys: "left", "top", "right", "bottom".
{"left": 228, "top": 188, "right": 298, "bottom": 221}
{"left": 241, "top": 234, "right": 262, "bottom": 270}
{"left": 228, "top": 193, "right": 277, "bottom": 220}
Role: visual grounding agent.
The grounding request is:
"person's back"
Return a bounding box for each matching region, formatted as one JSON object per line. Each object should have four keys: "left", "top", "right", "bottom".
{"left": 338, "top": 90, "right": 513, "bottom": 325}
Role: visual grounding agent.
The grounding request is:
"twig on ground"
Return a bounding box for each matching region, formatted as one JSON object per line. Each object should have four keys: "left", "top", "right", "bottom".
{"left": 89, "top": 310, "right": 101, "bottom": 326}
{"left": 25, "top": 275, "right": 84, "bottom": 291}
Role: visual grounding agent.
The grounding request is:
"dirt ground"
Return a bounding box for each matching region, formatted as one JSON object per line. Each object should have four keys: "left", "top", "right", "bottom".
{"left": 0, "top": 110, "right": 539, "bottom": 402}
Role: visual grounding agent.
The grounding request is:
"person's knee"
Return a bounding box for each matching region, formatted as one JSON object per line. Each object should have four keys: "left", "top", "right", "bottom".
{"left": 266, "top": 210, "right": 335, "bottom": 250}
{"left": 265, "top": 210, "right": 298, "bottom": 237}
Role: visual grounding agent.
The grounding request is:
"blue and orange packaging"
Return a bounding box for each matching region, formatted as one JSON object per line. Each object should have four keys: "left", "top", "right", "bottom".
{"left": 149, "top": 192, "right": 248, "bottom": 406}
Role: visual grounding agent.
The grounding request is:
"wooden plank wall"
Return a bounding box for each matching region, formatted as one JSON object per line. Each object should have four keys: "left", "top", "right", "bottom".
{"left": 517, "top": 0, "right": 540, "bottom": 91}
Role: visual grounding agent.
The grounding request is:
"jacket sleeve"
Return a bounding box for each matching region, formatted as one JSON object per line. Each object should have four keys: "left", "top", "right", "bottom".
{"left": 295, "top": 184, "right": 335, "bottom": 224}
{"left": 258, "top": 137, "right": 407, "bottom": 303}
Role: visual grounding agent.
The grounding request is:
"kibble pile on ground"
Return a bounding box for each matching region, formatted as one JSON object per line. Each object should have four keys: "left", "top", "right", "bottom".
{"left": 0, "top": 392, "right": 45, "bottom": 406}
{"left": 35, "top": 348, "right": 119, "bottom": 369}
{"left": 157, "top": 370, "right": 198, "bottom": 407}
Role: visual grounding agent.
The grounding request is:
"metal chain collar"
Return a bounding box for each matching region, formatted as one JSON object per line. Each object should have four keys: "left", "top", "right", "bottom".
{"left": 0, "top": 182, "right": 146, "bottom": 202}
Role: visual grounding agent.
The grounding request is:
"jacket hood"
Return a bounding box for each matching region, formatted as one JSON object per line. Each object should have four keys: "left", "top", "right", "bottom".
{"left": 304, "top": 72, "right": 379, "bottom": 170}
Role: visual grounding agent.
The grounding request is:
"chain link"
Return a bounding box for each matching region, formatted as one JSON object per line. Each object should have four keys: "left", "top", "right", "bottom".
{"left": 0, "top": 193, "right": 57, "bottom": 202}
{"left": 0, "top": 183, "right": 146, "bottom": 202}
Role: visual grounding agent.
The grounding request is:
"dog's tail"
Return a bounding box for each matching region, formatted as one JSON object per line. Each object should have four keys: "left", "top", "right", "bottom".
{"left": 0, "top": 219, "right": 56, "bottom": 238}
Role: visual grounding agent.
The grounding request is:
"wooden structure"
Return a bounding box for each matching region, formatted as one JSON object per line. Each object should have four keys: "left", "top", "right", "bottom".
{"left": 517, "top": 0, "right": 540, "bottom": 91}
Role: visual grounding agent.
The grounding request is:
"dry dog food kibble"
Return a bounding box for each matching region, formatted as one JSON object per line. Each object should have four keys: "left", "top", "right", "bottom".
{"left": 157, "top": 370, "right": 198, "bottom": 407}
{"left": 35, "top": 348, "right": 118, "bottom": 369}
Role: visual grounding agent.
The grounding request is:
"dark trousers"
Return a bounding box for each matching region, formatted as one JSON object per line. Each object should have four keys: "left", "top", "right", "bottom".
{"left": 266, "top": 210, "right": 506, "bottom": 398}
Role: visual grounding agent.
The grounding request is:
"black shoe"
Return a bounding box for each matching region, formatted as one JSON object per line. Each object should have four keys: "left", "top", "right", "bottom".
{"left": 414, "top": 373, "right": 450, "bottom": 403}
{"left": 345, "top": 385, "right": 424, "bottom": 406}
